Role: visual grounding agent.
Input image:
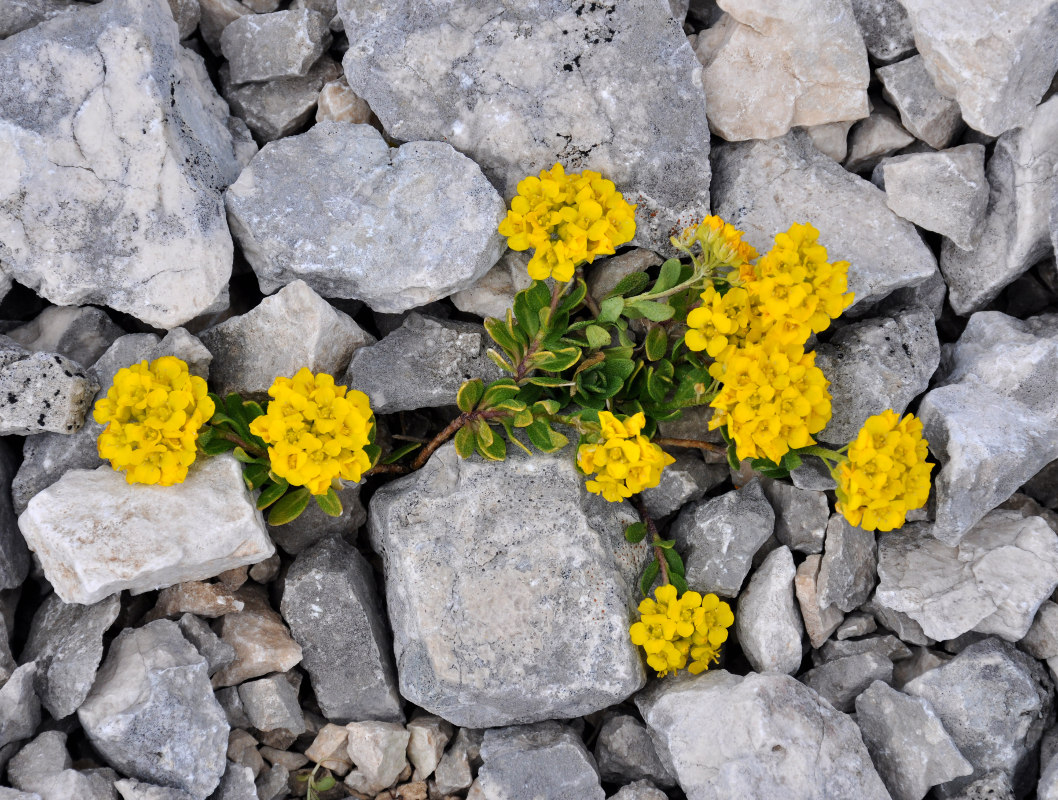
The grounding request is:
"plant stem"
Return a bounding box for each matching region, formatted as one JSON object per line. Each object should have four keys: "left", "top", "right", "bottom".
{"left": 653, "top": 437, "right": 727, "bottom": 456}
{"left": 514, "top": 280, "right": 568, "bottom": 382}
{"left": 214, "top": 429, "right": 267, "bottom": 459}
{"left": 410, "top": 411, "right": 472, "bottom": 470}
{"left": 802, "top": 445, "right": 847, "bottom": 466}
{"left": 634, "top": 498, "right": 669, "bottom": 586}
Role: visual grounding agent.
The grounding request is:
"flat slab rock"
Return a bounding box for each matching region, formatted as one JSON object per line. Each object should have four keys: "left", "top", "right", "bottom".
{"left": 368, "top": 444, "right": 648, "bottom": 728}
{"left": 18, "top": 455, "right": 274, "bottom": 605}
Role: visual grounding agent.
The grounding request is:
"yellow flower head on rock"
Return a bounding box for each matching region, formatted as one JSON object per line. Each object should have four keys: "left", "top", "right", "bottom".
{"left": 249, "top": 368, "right": 375, "bottom": 496}
{"left": 674, "top": 215, "right": 758, "bottom": 272}
{"left": 684, "top": 285, "right": 753, "bottom": 359}
{"left": 576, "top": 411, "right": 674, "bottom": 502}
{"left": 93, "top": 356, "right": 214, "bottom": 486}
{"left": 629, "top": 584, "right": 735, "bottom": 677}
{"left": 498, "top": 163, "right": 636, "bottom": 282}
{"left": 834, "top": 410, "right": 933, "bottom": 532}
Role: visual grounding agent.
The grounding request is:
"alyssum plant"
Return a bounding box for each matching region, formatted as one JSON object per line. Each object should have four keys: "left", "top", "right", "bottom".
{"left": 92, "top": 162, "right": 933, "bottom": 680}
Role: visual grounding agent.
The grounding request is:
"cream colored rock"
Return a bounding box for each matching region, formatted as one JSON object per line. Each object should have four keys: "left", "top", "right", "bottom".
{"left": 696, "top": 1, "right": 869, "bottom": 141}
{"left": 211, "top": 585, "right": 302, "bottom": 687}
{"left": 344, "top": 721, "right": 410, "bottom": 796}
{"left": 305, "top": 724, "right": 353, "bottom": 776}
{"left": 18, "top": 456, "right": 274, "bottom": 605}
{"left": 795, "top": 554, "right": 844, "bottom": 649}
{"left": 316, "top": 77, "right": 372, "bottom": 124}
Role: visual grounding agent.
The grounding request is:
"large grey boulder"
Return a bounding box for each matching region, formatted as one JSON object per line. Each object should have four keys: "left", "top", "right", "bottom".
{"left": 0, "top": 0, "right": 242, "bottom": 328}
{"left": 711, "top": 130, "right": 937, "bottom": 309}
{"left": 637, "top": 670, "right": 891, "bottom": 800}
{"left": 78, "top": 620, "right": 229, "bottom": 800}
{"left": 735, "top": 546, "right": 804, "bottom": 674}
{"left": 337, "top": 0, "right": 711, "bottom": 251}
{"left": 226, "top": 122, "right": 505, "bottom": 313}
{"left": 368, "top": 444, "right": 647, "bottom": 727}
{"left": 475, "top": 723, "right": 605, "bottom": 800}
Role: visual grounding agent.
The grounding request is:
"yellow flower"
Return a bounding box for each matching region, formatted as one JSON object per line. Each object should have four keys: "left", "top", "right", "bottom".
{"left": 249, "top": 368, "right": 375, "bottom": 495}
{"left": 629, "top": 584, "right": 734, "bottom": 677}
{"left": 684, "top": 285, "right": 752, "bottom": 359}
{"left": 673, "top": 215, "right": 757, "bottom": 272}
{"left": 834, "top": 410, "right": 933, "bottom": 532}
{"left": 708, "top": 340, "right": 832, "bottom": 464}
{"left": 498, "top": 163, "right": 636, "bottom": 282}
{"left": 93, "top": 356, "right": 214, "bottom": 486}
{"left": 577, "top": 411, "right": 674, "bottom": 502}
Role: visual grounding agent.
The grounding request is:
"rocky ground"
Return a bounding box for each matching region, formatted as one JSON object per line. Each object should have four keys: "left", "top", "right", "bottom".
{"left": 0, "top": 0, "right": 1057, "bottom": 798}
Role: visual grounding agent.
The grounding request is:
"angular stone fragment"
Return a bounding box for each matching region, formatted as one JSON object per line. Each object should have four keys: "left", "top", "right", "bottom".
{"left": 856, "top": 680, "right": 973, "bottom": 800}
{"left": 609, "top": 781, "right": 667, "bottom": 800}
{"left": 220, "top": 10, "right": 331, "bottom": 84}
{"left": 238, "top": 675, "right": 304, "bottom": 734}
{"left": 267, "top": 484, "right": 365, "bottom": 555}
{"left": 280, "top": 537, "right": 402, "bottom": 723}
{"left": 903, "top": 638, "right": 1055, "bottom": 797}
{"left": 220, "top": 57, "right": 341, "bottom": 142}
{"left": 434, "top": 729, "right": 482, "bottom": 796}
{"left": 198, "top": 0, "right": 250, "bottom": 54}
{"left": 368, "top": 444, "right": 647, "bottom": 727}
{"left": 177, "top": 614, "right": 234, "bottom": 676}
{"left": 211, "top": 585, "right": 302, "bottom": 688}
{"left": 21, "top": 592, "right": 119, "bottom": 719}
{"left": 735, "top": 546, "right": 804, "bottom": 674}
{"left": 450, "top": 252, "right": 534, "bottom": 321}
{"left": 201, "top": 280, "right": 373, "bottom": 398}
{"left": 876, "top": 55, "right": 963, "bottom": 149}
{"left": 800, "top": 651, "right": 892, "bottom": 712}
{"left": 940, "top": 98, "right": 1058, "bottom": 314}
{"left": 210, "top": 761, "right": 256, "bottom": 800}
{"left": 0, "top": 0, "right": 243, "bottom": 328}
{"left": 8, "top": 306, "right": 123, "bottom": 368}
{"left": 151, "top": 581, "right": 244, "bottom": 620}
{"left": 0, "top": 663, "right": 39, "bottom": 751}
{"left": 836, "top": 612, "right": 877, "bottom": 639}
{"left": 850, "top": 0, "right": 915, "bottom": 63}
{"left": 818, "top": 516, "right": 877, "bottom": 613}
{"left": 305, "top": 724, "right": 352, "bottom": 776}
{"left": 0, "top": 340, "right": 97, "bottom": 436}
{"left": 406, "top": 715, "right": 451, "bottom": 781}
{"left": 816, "top": 633, "right": 913, "bottom": 666}
{"left": 671, "top": 480, "right": 774, "bottom": 597}
{"left": 594, "top": 713, "right": 675, "bottom": 788}
{"left": 0, "top": 0, "right": 79, "bottom": 38}
{"left": 166, "top": 0, "right": 200, "bottom": 40}
{"left": 18, "top": 456, "right": 274, "bottom": 605}
{"left": 638, "top": 670, "right": 890, "bottom": 800}
{"left": 227, "top": 122, "right": 505, "bottom": 313}
{"left": 898, "top": 0, "right": 1058, "bottom": 136}
{"left": 795, "top": 554, "right": 844, "bottom": 649}
{"left": 338, "top": 0, "right": 711, "bottom": 251}
{"left": 844, "top": 106, "right": 915, "bottom": 173}
{"left": 761, "top": 479, "right": 828, "bottom": 554}
{"left": 640, "top": 453, "right": 725, "bottom": 521}
{"left": 344, "top": 721, "right": 409, "bottom": 796}
{"left": 1022, "top": 601, "right": 1058, "bottom": 661}
{"left": 695, "top": 0, "right": 869, "bottom": 141}
{"left": 78, "top": 620, "right": 229, "bottom": 800}
{"left": 803, "top": 120, "right": 854, "bottom": 162}
{"left": 712, "top": 130, "right": 937, "bottom": 309}
{"left": 315, "top": 76, "right": 371, "bottom": 125}
{"left": 475, "top": 723, "right": 604, "bottom": 800}
{"left": 115, "top": 778, "right": 195, "bottom": 800}
{"left": 0, "top": 442, "right": 28, "bottom": 591}
{"left": 254, "top": 764, "right": 287, "bottom": 800}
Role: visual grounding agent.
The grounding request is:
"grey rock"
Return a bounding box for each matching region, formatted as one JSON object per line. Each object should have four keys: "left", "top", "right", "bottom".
{"left": 219, "top": 57, "right": 342, "bottom": 142}
{"left": 0, "top": 788, "right": 41, "bottom": 800}
{"left": 1021, "top": 601, "right": 1058, "bottom": 660}
{"left": 225, "top": 731, "right": 262, "bottom": 779}
{"left": 434, "top": 728, "right": 482, "bottom": 795}
{"left": 637, "top": 670, "right": 890, "bottom": 800}
{"left": 237, "top": 675, "right": 304, "bottom": 734}
{"left": 200, "top": 280, "right": 373, "bottom": 398}
{"left": 639, "top": 453, "right": 723, "bottom": 521}
{"left": 795, "top": 554, "right": 844, "bottom": 649}
{"left": 950, "top": 773, "right": 1015, "bottom": 800}
{"left": 892, "top": 645, "right": 950, "bottom": 689}
{"left": 0, "top": 340, "right": 97, "bottom": 435}
{"left": 877, "top": 55, "right": 963, "bottom": 149}
{"left": 227, "top": 122, "right": 505, "bottom": 313}
{"left": 198, "top": 0, "right": 250, "bottom": 54}
{"left": 220, "top": 10, "right": 330, "bottom": 84}
{"left": 903, "top": 638, "right": 1055, "bottom": 797}
{"left": 874, "top": 512, "right": 1058, "bottom": 642}
{"left": 7, "top": 730, "right": 70, "bottom": 789}
{"left": 345, "top": 314, "right": 501, "bottom": 414}
{"left": 342, "top": 721, "right": 408, "bottom": 795}
{"left": 266, "top": 484, "right": 365, "bottom": 555}
{"left": 253, "top": 764, "right": 287, "bottom": 800}
{"left": 0, "top": 663, "right": 39, "bottom": 750}
{"left": 208, "top": 762, "right": 256, "bottom": 800}
{"left": 77, "top": 620, "right": 230, "bottom": 800}
{"left": 280, "top": 536, "right": 401, "bottom": 723}
{"left": 940, "top": 97, "right": 1058, "bottom": 314}
{"left": 166, "top": 0, "right": 200, "bottom": 39}
{"left": 0, "top": 0, "right": 243, "bottom": 329}
{"left": 800, "top": 651, "right": 893, "bottom": 712}
{"left": 836, "top": 612, "right": 877, "bottom": 639}
{"left": 883, "top": 145, "right": 989, "bottom": 250}
{"left": 14, "top": 767, "right": 117, "bottom": 800}
{"left": 711, "top": 130, "right": 937, "bottom": 309}
{"left": 818, "top": 516, "right": 878, "bottom": 613}
{"left": 586, "top": 249, "right": 663, "bottom": 309}
{"left": 608, "top": 781, "right": 667, "bottom": 800}
{"left": 761, "top": 479, "right": 828, "bottom": 554}
{"left": 0, "top": 0, "right": 78, "bottom": 38}
{"left": 177, "top": 614, "right": 235, "bottom": 676}
{"left": 7, "top": 306, "right": 123, "bottom": 368}
{"left": 214, "top": 688, "right": 249, "bottom": 730}
{"left": 368, "top": 443, "right": 647, "bottom": 728}
{"left": 865, "top": 593, "right": 937, "bottom": 646}
{"left": 844, "top": 105, "right": 916, "bottom": 173}
{"left": 816, "top": 633, "right": 913, "bottom": 665}
{"left": 791, "top": 458, "right": 838, "bottom": 491}
{"left": 671, "top": 480, "right": 774, "bottom": 597}
{"left": 850, "top": 0, "right": 915, "bottom": 63}
{"left": 735, "top": 546, "right": 804, "bottom": 674}
{"left": 115, "top": 779, "right": 195, "bottom": 800}
{"left": 450, "top": 252, "right": 534, "bottom": 321}
{"left": 855, "top": 680, "right": 973, "bottom": 800}
{"left": 21, "top": 592, "right": 120, "bottom": 719}
{"left": 878, "top": 264, "right": 948, "bottom": 320}
{"left": 594, "top": 714, "right": 675, "bottom": 788}
{"left": 0, "top": 441, "right": 28, "bottom": 590}
{"left": 338, "top": 0, "right": 711, "bottom": 253}
{"left": 475, "top": 722, "right": 604, "bottom": 800}
{"left": 898, "top": 0, "right": 1058, "bottom": 137}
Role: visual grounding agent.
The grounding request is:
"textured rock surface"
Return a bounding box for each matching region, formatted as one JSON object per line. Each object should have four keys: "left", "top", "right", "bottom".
{"left": 696, "top": 0, "right": 869, "bottom": 141}
{"left": 343, "top": 721, "right": 409, "bottom": 796}
{"left": 818, "top": 516, "right": 878, "bottom": 613}
{"left": 18, "top": 455, "right": 274, "bottom": 605}
{"left": 220, "top": 9, "right": 331, "bottom": 84}
{"left": 78, "top": 620, "right": 229, "bottom": 800}
{"left": 711, "top": 130, "right": 937, "bottom": 309}
{"left": 876, "top": 54, "right": 963, "bottom": 149}
{"left": 450, "top": 252, "right": 534, "bottom": 321}
{"left": 638, "top": 670, "right": 890, "bottom": 800}
{"left": 0, "top": 340, "right": 97, "bottom": 436}
{"left": 0, "top": 0, "right": 242, "bottom": 328}
{"left": 8, "top": 306, "right": 123, "bottom": 368}
{"left": 227, "top": 122, "right": 505, "bottom": 312}
{"left": 211, "top": 585, "right": 302, "bottom": 687}
{"left": 735, "top": 546, "right": 804, "bottom": 674}
{"left": 844, "top": 105, "right": 915, "bottom": 173}
{"left": 761, "top": 479, "right": 828, "bottom": 554}
{"left": 640, "top": 452, "right": 724, "bottom": 521}
{"left": 850, "top": 0, "right": 914, "bottom": 63}
{"left": 475, "top": 722, "right": 604, "bottom": 800}
{"left": 369, "top": 444, "right": 647, "bottom": 727}
{"left": 237, "top": 675, "right": 304, "bottom": 734}
{"left": 0, "top": 662, "right": 39, "bottom": 751}
{"left": 795, "top": 554, "right": 844, "bottom": 648}
{"left": 315, "top": 76, "right": 372, "bottom": 125}
{"left": 800, "top": 651, "right": 892, "bottom": 713}
{"left": 337, "top": 0, "right": 711, "bottom": 251}
{"left": 0, "top": 441, "right": 29, "bottom": 590}
{"left": 594, "top": 714, "right": 675, "bottom": 788}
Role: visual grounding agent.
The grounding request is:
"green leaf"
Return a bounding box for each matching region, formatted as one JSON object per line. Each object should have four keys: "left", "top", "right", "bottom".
{"left": 476, "top": 429, "right": 507, "bottom": 461}
{"left": 454, "top": 425, "right": 476, "bottom": 459}
{"left": 645, "top": 326, "right": 668, "bottom": 361}
{"left": 558, "top": 279, "right": 588, "bottom": 313}
{"left": 624, "top": 521, "right": 647, "bottom": 544}
{"left": 500, "top": 419, "right": 532, "bottom": 455}
{"left": 267, "top": 487, "right": 310, "bottom": 526}
{"left": 513, "top": 291, "right": 540, "bottom": 338}
{"left": 242, "top": 400, "right": 264, "bottom": 421}
{"left": 242, "top": 463, "right": 269, "bottom": 491}
{"left": 484, "top": 315, "right": 525, "bottom": 358}
{"left": 480, "top": 379, "right": 521, "bottom": 408}
{"left": 630, "top": 301, "right": 676, "bottom": 322}
{"left": 525, "top": 375, "right": 570, "bottom": 387}
{"left": 486, "top": 349, "right": 516, "bottom": 374}
{"left": 598, "top": 296, "right": 624, "bottom": 324}
{"left": 654, "top": 538, "right": 676, "bottom": 550}
{"left": 531, "top": 347, "right": 581, "bottom": 372}
{"left": 314, "top": 488, "right": 343, "bottom": 517}
{"left": 585, "top": 324, "right": 610, "bottom": 349}
{"left": 256, "top": 480, "right": 288, "bottom": 510}
{"left": 608, "top": 271, "right": 651, "bottom": 298}
{"left": 456, "top": 378, "right": 484, "bottom": 412}
{"left": 512, "top": 408, "right": 534, "bottom": 427}
{"left": 639, "top": 559, "right": 660, "bottom": 598}
{"left": 526, "top": 280, "right": 552, "bottom": 314}
{"left": 532, "top": 398, "right": 562, "bottom": 416}
{"left": 662, "top": 547, "right": 685, "bottom": 578}
{"left": 313, "top": 774, "right": 336, "bottom": 792}
{"left": 199, "top": 434, "right": 236, "bottom": 456}
{"left": 670, "top": 573, "right": 689, "bottom": 594}
{"left": 362, "top": 444, "right": 381, "bottom": 469}
{"left": 525, "top": 419, "right": 569, "bottom": 453}
{"left": 383, "top": 442, "right": 422, "bottom": 464}
{"left": 727, "top": 441, "right": 741, "bottom": 473}
{"left": 651, "top": 258, "right": 683, "bottom": 294}
{"left": 232, "top": 447, "right": 260, "bottom": 464}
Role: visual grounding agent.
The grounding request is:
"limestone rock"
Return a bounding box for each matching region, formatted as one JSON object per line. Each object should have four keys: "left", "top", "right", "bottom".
{"left": 237, "top": 675, "right": 304, "bottom": 734}
{"left": 0, "top": 441, "right": 28, "bottom": 590}
{"left": 594, "top": 713, "right": 675, "bottom": 788}
{"left": 176, "top": 614, "right": 234, "bottom": 676}
{"left": 433, "top": 729, "right": 482, "bottom": 796}
{"left": 343, "top": 721, "right": 409, "bottom": 796}
{"left": 166, "top": 0, "right": 200, "bottom": 40}
{"left": 315, "top": 76, "right": 371, "bottom": 125}
{"left": 220, "top": 9, "right": 331, "bottom": 84}
{"left": 639, "top": 452, "right": 724, "bottom": 521}
{"left": 78, "top": 620, "right": 229, "bottom": 800}
{"left": 761, "top": 479, "right": 829, "bottom": 554}
{"left": 877, "top": 54, "right": 963, "bottom": 148}
{"left": 0, "top": 0, "right": 242, "bottom": 328}
{"left": 608, "top": 781, "right": 667, "bottom": 800}
{"left": 368, "top": 444, "right": 647, "bottom": 728}
{"left": 150, "top": 581, "right": 244, "bottom": 620}
{"left": 850, "top": 0, "right": 915, "bottom": 63}
{"left": 18, "top": 455, "right": 274, "bottom": 605}
{"left": 266, "top": 483, "right": 365, "bottom": 555}
{"left": 450, "top": 252, "right": 534, "bottom": 321}
{"left": 0, "top": 341, "right": 98, "bottom": 436}
{"left": 7, "top": 306, "right": 123, "bottom": 368}
{"left": 198, "top": 0, "right": 250, "bottom": 54}
{"left": 844, "top": 105, "right": 916, "bottom": 173}
{"left": 406, "top": 715, "right": 451, "bottom": 782}
{"left": 696, "top": 0, "right": 869, "bottom": 141}
{"left": 0, "top": 0, "right": 79, "bottom": 38}
{"left": 0, "top": 663, "right": 39, "bottom": 751}
{"left": 803, "top": 120, "right": 855, "bottom": 163}
{"left": 800, "top": 651, "right": 893, "bottom": 712}
{"left": 818, "top": 515, "right": 878, "bottom": 613}
{"left": 475, "top": 722, "right": 604, "bottom": 800}
{"left": 227, "top": 122, "right": 505, "bottom": 313}
{"left": 211, "top": 585, "right": 303, "bottom": 687}
{"left": 114, "top": 779, "right": 195, "bottom": 800}
{"left": 711, "top": 130, "right": 937, "bottom": 309}
{"left": 735, "top": 546, "right": 804, "bottom": 674}
{"left": 337, "top": 0, "right": 711, "bottom": 252}
{"left": 795, "top": 554, "right": 844, "bottom": 649}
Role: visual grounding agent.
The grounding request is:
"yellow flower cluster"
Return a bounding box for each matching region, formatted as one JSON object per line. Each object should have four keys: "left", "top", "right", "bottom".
{"left": 684, "top": 285, "right": 752, "bottom": 361}
{"left": 629, "top": 584, "right": 734, "bottom": 677}
{"left": 674, "top": 214, "right": 758, "bottom": 272}
{"left": 249, "top": 368, "right": 374, "bottom": 495}
{"left": 498, "top": 163, "right": 636, "bottom": 282}
{"left": 576, "top": 411, "right": 674, "bottom": 502}
{"left": 93, "top": 356, "right": 214, "bottom": 486}
{"left": 834, "top": 410, "right": 933, "bottom": 531}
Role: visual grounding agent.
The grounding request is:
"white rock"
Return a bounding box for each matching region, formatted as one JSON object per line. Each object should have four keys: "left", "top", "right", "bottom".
{"left": 450, "top": 252, "right": 533, "bottom": 321}
{"left": 343, "top": 721, "right": 409, "bottom": 796}
{"left": 850, "top": 0, "right": 915, "bottom": 63}
{"left": 198, "top": 0, "right": 250, "bottom": 54}
{"left": 18, "top": 455, "right": 274, "bottom": 605}
{"left": 818, "top": 515, "right": 877, "bottom": 613}
{"left": 220, "top": 9, "right": 331, "bottom": 84}
{"left": 803, "top": 120, "right": 855, "bottom": 162}
{"left": 0, "top": 340, "right": 98, "bottom": 436}
{"left": 1021, "top": 601, "right": 1058, "bottom": 660}
{"left": 735, "top": 546, "right": 804, "bottom": 674}
{"left": 406, "top": 715, "right": 452, "bottom": 781}
{"left": 7, "top": 306, "right": 123, "bottom": 368}
{"left": 876, "top": 54, "right": 963, "bottom": 149}
{"left": 844, "top": 105, "right": 915, "bottom": 173}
